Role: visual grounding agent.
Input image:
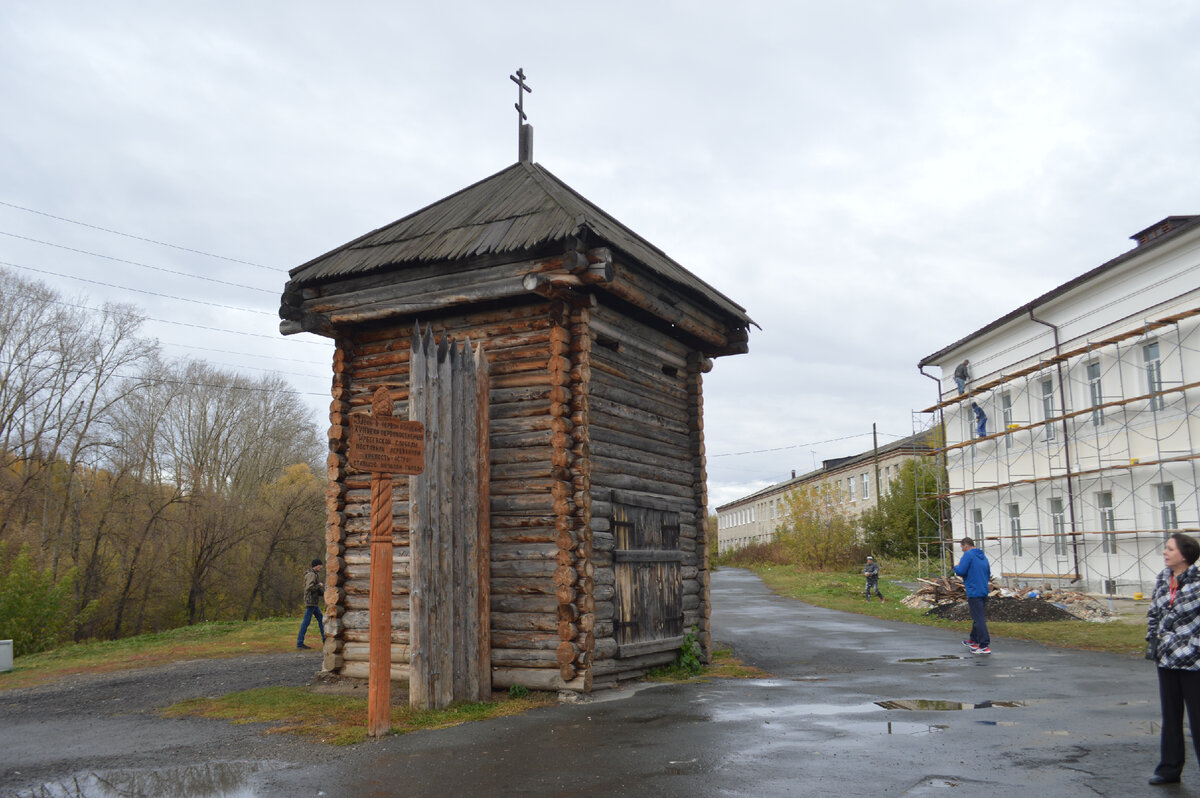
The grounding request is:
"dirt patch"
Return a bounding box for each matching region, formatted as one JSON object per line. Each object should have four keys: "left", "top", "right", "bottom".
{"left": 310, "top": 670, "right": 411, "bottom": 704}
{"left": 924, "top": 597, "right": 1080, "bottom": 622}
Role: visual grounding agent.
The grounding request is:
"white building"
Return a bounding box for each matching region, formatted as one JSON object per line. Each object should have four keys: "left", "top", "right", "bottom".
{"left": 919, "top": 215, "right": 1200, "bottom": 596}
{"left": 716, "top": 431, "right": 935, "bottom": 553}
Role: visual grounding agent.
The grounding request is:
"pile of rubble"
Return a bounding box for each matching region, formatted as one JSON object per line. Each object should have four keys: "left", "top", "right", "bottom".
{"left": 901, "top": 576, "right": 1118, "bottom": 622}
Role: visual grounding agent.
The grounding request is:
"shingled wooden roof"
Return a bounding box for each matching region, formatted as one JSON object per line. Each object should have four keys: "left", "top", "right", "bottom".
{"left": 286, "top": 161, "right": 751, "bottom": 326}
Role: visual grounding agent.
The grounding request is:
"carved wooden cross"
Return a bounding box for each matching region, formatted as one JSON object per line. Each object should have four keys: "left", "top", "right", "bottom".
{"left": 348, "top": 387, "right": 425, "bottom": 737}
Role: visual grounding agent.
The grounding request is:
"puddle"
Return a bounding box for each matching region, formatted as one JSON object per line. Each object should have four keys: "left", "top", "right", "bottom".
{"left": 822, "top": 720, "right": 948, "bottom": 736}
{"left": 874, "top": 721, "right": 948, "bottom": 735}
{"left": 876, "top": 699, "right": 1035, "bottom": 711}
{"left": 711, "top": 700, "right": 883, "bottom": 723}
{"left": 15, "top": 761, "right": 274, "bottom": 798}
{"left": 1132, "top": 720, "right": 1161, "bottom": 735}
{"left": 898, "top": 655, "right": 961, "bottom": 663}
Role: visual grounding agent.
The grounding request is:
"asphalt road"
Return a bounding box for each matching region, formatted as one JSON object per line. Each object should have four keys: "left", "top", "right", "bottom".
{"left": 3, "top": 568, "right": 1182, "bottom": 797}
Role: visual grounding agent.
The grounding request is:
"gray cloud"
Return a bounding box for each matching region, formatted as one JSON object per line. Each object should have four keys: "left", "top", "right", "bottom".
{"left": 2, "top": 1, "right": 1197, "bottom": 509}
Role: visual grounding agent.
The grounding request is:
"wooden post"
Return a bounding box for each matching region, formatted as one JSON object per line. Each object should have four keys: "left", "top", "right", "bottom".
{"left": 367, "top": 388, "right": 394, "bottom": 738}
{"left": 474, "top": 341, "right": 492, "bottom": 700}
{"left": 348, "top": 385, "right": 425, "bottom": 737}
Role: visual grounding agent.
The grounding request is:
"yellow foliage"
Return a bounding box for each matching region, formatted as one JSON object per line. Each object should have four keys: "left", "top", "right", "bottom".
{"left": 777, "top": 483, "right": 863, "bottom": 570}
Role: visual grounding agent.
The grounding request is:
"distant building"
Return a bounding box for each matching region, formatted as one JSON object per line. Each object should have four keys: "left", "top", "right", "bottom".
{"left": 715, "top": 431, "right": 936, "bottom": 553}
{"left": 919, "top": 215, "right": 1200, "bottom": 597}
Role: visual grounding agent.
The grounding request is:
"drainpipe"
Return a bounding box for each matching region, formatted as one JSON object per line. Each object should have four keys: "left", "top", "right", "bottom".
{"left": 918, "top": 365, "right": 949, "bottom": 562}
{"left": 1028, "top": 310, "right": 1082, "bottom": 584}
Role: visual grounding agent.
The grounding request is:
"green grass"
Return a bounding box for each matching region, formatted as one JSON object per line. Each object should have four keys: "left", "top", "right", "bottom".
{"left": 646, "top": 646, "right": 772, "bottom": 682}
{"left": 0, "top": 616, "right": 298, "bottom": 690}
{"left": 162, "top": 686, "right": 557, "bottom": 745}
{"left": 750, "top": 563, "right": 1147, "bottom": 656}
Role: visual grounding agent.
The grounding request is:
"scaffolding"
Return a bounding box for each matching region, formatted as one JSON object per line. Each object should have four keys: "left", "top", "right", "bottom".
{"left": 913, "top": 411, "right": 948, "bottom": 579}
{"left": 921, "top": 306, "right": 1200, "bottom": 595}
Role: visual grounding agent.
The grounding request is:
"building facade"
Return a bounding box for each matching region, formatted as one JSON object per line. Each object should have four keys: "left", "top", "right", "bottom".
{"left": 715, "top": 431, "right": 935, "bottom": 552}
{"left": 919, "top": 215, "right": 1200, "bottom": 597}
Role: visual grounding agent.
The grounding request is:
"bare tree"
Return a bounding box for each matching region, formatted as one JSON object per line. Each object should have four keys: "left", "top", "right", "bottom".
{"left": 0, "top": 270, "right": 155, "bottom": 569}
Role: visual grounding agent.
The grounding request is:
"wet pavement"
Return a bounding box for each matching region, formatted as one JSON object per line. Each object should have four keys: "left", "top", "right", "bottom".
{"left": 6, "top": 568, "right": 1183, "bottom": 797}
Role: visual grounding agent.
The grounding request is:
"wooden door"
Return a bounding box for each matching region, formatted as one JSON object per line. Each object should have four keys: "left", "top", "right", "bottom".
{"left": 612, "top": 493, "right": 684, "bottom": 658}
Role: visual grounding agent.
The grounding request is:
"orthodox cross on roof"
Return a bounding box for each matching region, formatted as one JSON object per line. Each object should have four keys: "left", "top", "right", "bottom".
{"left": 510, "top": 67, "right": 533, "bottom": 162}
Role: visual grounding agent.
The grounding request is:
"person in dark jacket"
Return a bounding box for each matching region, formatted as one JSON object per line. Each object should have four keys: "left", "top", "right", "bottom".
{"left": 953, "top": 537, "right": 991, "bottom": 654}
{"left": 863, "top": 556, "right": 884, "bottom": 602}
{"left": 953, "top": 359, "right": 970, "bottom": 395}
{"left": 297, "top": 559, "right": 325, "bottom": 650}
{"left": 970, "top": 402, "right": 987, "bottom": 438}
{"left": 1147, "top": 532, "right": 1200, "bottom": 785}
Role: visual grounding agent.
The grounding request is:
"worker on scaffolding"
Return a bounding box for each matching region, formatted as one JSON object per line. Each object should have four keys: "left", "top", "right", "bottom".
{"left": 970, "top": 401, "right": 987, "bottom": 438}
{"left": 954, "top": 359, "right": 970, "bottom": 395}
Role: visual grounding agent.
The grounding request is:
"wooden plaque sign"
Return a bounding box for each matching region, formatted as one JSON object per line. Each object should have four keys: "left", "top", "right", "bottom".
{"left": 349, "top": 415, "right": 426, "bottom": 475}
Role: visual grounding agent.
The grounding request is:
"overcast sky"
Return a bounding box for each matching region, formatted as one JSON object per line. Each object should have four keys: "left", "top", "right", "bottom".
{"left": 2, "top": 2, "right": 1198, "bottom": 509}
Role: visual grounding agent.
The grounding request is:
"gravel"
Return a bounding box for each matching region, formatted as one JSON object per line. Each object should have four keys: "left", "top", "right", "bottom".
{"left": 0, "top": 651, "right": 342, "bottom": 795}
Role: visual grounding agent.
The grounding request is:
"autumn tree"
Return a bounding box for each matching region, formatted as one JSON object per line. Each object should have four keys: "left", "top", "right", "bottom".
{"left": 857, "top": 457, "right": 944, "bottom": 556}
{"left": 0, "top": 270, "right": 154, "bottom": 554}
{"left": 777, "top": 482, "right": 862, "bottom": 569}
{"left": 0, "top": 270, "right": 327, "bottom": 643}
{"left": 240, "top": 463, "right": 325, "bottom": 619}
{"left": 150, "top": 360, "right": 324, "bottom": 624}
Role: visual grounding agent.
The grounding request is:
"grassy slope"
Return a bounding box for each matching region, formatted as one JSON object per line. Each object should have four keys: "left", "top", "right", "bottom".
{"left": 1, "top": 616, "right": 298, "bottom": 690}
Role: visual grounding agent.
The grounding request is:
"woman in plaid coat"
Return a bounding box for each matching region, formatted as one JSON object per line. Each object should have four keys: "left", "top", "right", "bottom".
{"left": 1147, "top": 532, "right": 1200, "bottom": 785}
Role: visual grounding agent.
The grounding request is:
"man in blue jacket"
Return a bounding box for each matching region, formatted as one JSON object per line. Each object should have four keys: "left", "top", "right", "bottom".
{"left": 954, "top": 537, "right": 992, "bottom": 654}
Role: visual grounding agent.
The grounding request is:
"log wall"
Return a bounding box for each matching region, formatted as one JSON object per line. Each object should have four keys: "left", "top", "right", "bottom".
{"left": 586, "top": 300, "right": 708, "bottom": 687}
{"left": 324, "top": 296, "right": 587, "bottom": 688}
{"left": 321, "top": 284, "right": 710, "bottom": 691}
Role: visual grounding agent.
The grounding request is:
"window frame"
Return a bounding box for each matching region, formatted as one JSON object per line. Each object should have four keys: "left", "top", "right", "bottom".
{"left": 1087, "top": 360, "right": 1104, "bottom": 426}
{"left": 1007, "top": 503, "right": 1023, "bottom": 556}
{"left": 1049, "top": 497, "right": 1068, "bottom": 556}
{"left": 1098, "top": 491, "right": 1116, "bottom": 553}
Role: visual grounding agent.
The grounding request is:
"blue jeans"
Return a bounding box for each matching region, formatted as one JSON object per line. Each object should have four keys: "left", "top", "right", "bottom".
{"left": 297, "top": 605, "right": 325, "bottom": 647}
{"left": 955, "top": 377, "right": 966, "bottom": 395}
{"left": 967, "top": 596, "right": 990, "bottom": 647}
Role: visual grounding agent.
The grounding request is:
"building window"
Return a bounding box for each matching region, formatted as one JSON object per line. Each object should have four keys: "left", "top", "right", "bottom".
{"left": 1001, "top": 392, "right": 1013, "bottom": 449}
{"left": 972, "top": 509, "right": 984, "bottom": 539}
{"left": 1158, "top": 483, "right": 1178, "bottom": 537}
{"left": 1041, "top": 378, "right": 1056, "bottom": 441}
{"left": 848, "top": 477, "right": 855, "bottom": 500}
{"left": 1145, "top": 341, "right": 1164, "bottom": 410}
{"left": 1098, "top": 491, "right": 1116, "bottom": 553}
{"left": 1087, "top": 361, "right": 1104, "bottom": 426}
{"left": 1050, "top": 498, "right": 1067, "bottom": 556}
{"left": 862, "top": 473, "right": 870, "bottom": 500}
{"left": 1008, "top": 503, "right": 1022, "bottom": 556}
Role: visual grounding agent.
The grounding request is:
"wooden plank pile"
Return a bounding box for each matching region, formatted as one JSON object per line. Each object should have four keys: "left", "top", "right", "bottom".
{"left": 901, "top": 576, "right": 1116, "bottom": 620}
{"left": 900, "top": 576, "right": 1001, "bottom": 609}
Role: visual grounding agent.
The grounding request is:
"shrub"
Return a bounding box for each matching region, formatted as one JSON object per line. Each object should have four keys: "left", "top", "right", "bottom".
{"left": 0, "top": 543, "right": 97, "bottom": 656}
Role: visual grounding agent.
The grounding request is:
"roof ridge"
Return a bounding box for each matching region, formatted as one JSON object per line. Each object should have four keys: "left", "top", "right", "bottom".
{"left": 287, "top": 162, "right": 528, "bottom": 278}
